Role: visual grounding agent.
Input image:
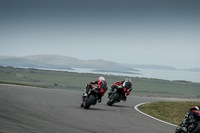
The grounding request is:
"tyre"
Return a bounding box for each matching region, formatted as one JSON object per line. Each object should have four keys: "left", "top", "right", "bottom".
{"left": 107, "top": 93, "right": 119, "bottom": 106}
{"left": 84, "top": 95, "right": 95, "bottom": 109}
{"left": 189, "top": 121, "right": 200, "bottom": 133}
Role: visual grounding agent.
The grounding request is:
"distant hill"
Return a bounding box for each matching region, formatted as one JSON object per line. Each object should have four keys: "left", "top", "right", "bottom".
{"left": 1, "top": 55, "right": 199, "bottom": 72}
{"left": 122, "top": 63, "right": 200, "bottom": 72}
{"left": 181, "top": 68, "right": 200, "bottom": 72}
{"left": 0, "top": 55, "right": 72, "bottom": 70}
{"left": 123, "top": 64, "right": 177, "bottom": 70}
{"left": 0, "top": 55, "right": 134, "bottom": 71}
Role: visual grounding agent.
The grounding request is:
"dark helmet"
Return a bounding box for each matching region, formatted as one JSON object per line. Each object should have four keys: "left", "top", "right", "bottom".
{"left": 123, "top": 78, "right": 132, "bottom": 89}
{"left": 125, "top": 78, "right": 131, "bottom": 82}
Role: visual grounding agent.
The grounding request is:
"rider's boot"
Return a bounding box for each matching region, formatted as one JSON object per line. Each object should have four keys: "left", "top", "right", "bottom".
{"left": 98, "top": 98, "right": 102, "bottom": 103}
{"left": 80, "top": 102, "right": 84, "bottom": 107}
{"left": 121, "top": 92, "right": 127, "bottom": 101}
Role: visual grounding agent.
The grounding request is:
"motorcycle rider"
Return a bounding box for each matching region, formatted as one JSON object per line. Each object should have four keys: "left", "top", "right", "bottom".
{"left": 177, "top": 105, "right": 200, "bottom": 133}
{"left": 81, "top": 76, "right": 108, "bottom": 107}
{"left": 108, "top": 78, "right": 132, "bottom": 100}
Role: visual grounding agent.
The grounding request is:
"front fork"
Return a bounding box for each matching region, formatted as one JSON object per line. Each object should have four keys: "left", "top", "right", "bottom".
{"left": 82, "top": 95, "right": 87, "bottom": 106}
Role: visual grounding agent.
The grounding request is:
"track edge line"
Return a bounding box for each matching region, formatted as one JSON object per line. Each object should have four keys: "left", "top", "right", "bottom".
{"left": 134, "top": 102, "right": 177, "bottom": 127}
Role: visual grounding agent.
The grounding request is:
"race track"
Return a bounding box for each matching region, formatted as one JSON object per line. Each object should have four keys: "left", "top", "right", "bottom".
{"left": 0, "top": 84, "right": 176, "bottom": 133}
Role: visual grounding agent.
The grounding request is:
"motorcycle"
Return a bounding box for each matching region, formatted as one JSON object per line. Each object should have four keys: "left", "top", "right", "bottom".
{"left": 81, "top": 87, "right": 100, "bottom": 109}
{"left": 107, "top": 85, "right": 128, "bottom": 106}
{"left": 175, "top": 110, "right": 200, "bottom": 133}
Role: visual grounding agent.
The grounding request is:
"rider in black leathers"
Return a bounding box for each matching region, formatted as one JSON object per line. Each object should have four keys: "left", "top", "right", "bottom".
{"left": 81, "top": 76, "right": 108, "bottom": 107}
{"left": 108, "top": 78, "right": 132, "bottom": 100}
{"left": 177, "top": 105, "right": 200, "bottom": 133}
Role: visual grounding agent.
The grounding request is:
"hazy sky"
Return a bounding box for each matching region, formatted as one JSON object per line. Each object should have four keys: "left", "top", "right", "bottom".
{"left": 1, "top": 0, "right": 200, "bottom": 69}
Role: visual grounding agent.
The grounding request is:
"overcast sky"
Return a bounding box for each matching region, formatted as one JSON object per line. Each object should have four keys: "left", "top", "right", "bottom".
{"left": 0, "top": 0, "right": 200, "bottom": 69}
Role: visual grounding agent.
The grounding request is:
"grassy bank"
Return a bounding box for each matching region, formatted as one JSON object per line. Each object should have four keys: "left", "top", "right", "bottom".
{"left": 0, "top": 66, "right": 200, "bottom": 99}
{"left": 138, "top": 101, "right": 200, "bottom": 125}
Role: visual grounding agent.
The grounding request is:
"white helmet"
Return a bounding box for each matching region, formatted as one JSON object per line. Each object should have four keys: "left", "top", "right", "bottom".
{"left": 98, "top": 76, "right": 105, "bottom": 81}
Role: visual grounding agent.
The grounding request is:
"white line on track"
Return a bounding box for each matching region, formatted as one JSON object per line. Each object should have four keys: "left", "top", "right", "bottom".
{"left": 134, "top": 102, "right": 177, "bottom": 127}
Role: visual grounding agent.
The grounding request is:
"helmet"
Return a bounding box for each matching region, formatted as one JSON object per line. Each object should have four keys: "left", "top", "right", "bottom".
{"left": 125, "top": 78, "right": 131, "bottom": 82}
{"left": 191, "top": 106, "right": 200, "bottom": 110}
{"left": 98, "top": 76, "right": 105, "bottom": 81}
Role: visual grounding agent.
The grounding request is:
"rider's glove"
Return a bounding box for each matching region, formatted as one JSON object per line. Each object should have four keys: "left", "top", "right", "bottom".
{"left": 86, "top": 84, "right": 89, "bottom": 88}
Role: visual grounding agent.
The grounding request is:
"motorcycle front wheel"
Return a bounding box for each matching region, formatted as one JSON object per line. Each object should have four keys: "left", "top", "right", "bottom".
{"left": 175, "top": 122, "right": 184, "bottom": 133}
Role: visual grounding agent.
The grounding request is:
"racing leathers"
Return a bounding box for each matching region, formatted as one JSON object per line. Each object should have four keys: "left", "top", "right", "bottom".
{"left": 109, "top": 80, "right": 132, "bottom": 100}
{"left": 83, "top": 80, "right": 108, "bottom": 102}
{"left": 180, "top": 105, "right": 200, "bottom": 133}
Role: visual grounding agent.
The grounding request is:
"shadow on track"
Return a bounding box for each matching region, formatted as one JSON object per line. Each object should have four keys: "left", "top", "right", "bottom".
{"left": 109, "top": 104, "right": 134, "bottom": 108}
{"left": 74, "top": 106, "right": 110, "bottom": 111}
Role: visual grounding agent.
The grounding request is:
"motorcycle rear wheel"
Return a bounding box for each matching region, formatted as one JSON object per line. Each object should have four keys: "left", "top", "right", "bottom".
{"left": 107, "top": 93, "right": 119, "bottom": 106}
{"left": 84, "top": 95, "right": 95, "bottom": 109}
{"left": 189, "top": 121, "right": 200, "bottom": 133}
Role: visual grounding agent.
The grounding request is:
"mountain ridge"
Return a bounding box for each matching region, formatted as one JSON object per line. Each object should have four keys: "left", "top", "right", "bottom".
{"left": 0, "top": 54, "right": 134, "bottom": 71}
{"left": 0, "top": 54, "right": 200, "bottom": 72}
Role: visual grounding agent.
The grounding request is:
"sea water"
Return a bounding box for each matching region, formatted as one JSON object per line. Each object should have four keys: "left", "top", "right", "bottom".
{"left": 66, "top": 68, "right": 200, "bottom": 83}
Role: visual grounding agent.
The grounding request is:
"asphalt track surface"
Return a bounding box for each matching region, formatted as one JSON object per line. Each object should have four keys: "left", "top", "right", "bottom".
{"left": 0, "top": 84, "right": 177, "bottom": 133}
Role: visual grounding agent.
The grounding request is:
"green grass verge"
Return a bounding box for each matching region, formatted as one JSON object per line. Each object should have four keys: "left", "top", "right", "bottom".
{"left": 0, "top": 66, "right": 200, "bottom": 99}
{"left": 138, "top": 101, "right": 200, "bottom": 125}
